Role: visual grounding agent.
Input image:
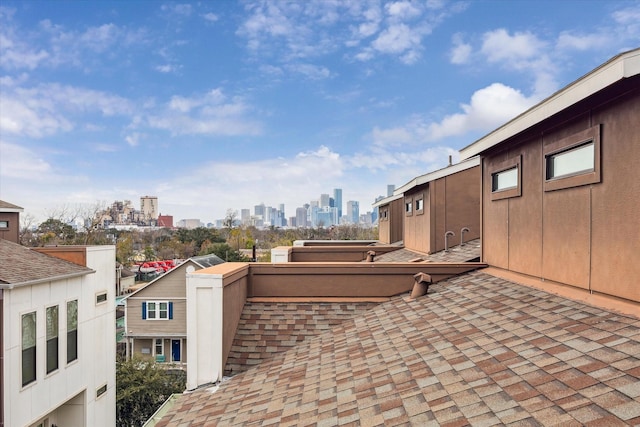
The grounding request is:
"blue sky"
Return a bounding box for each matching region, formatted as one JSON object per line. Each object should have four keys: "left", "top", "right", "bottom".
{"left": 1, "top": 0, "right": 639, "bottom": 224}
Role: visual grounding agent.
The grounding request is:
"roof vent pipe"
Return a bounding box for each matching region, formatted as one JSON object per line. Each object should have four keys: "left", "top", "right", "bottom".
{"left": 366, "top": 250, "right": 376, "bottom": 262}
{"left": 410, "top": 272, "right": 432, "bottom": 299}
{"left": 448, "top": 155, "right": 452, "bottom": 166}
{"left": 460, "top": 227, "right": 470, "bottom": 247}
{"left": 444, "top": 231, "right": 455, "bottom": 252}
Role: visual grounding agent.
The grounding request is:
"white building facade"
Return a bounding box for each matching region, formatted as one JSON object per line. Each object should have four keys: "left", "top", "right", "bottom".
{"left": 1, "top": 243, "right": 116, "bottom": 427}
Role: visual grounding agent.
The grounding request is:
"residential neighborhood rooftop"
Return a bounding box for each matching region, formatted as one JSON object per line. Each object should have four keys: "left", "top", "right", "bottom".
{"left": 372, "top": 239, "right": 481, "bottom": 263}
{"left": 156, "top": 270, "right": 640, "bottom": 426}
{"left": 0, "top": 239, "right": 94, "bottom": 288}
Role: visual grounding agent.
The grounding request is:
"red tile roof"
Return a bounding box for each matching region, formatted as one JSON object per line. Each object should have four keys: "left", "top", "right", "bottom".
{"left": 157, "top": 270, "right": 640, "bottom": 425}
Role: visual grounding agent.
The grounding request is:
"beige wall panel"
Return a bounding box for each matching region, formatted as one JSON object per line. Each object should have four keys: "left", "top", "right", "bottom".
{"left": 126, "top": 298, "right": 187, "bottom": 335}
{"left": 135, "top": 264, "right": 190, "bottom": 299}
{"left": 482, "top": 158, "right": 509, "bottom": 268}
{"left": 542, "top": 188, "right": 590, "bottom": 289}
{"left": 590, "top": 92, "right": 640, "bottom": 302}
{"left": 507, "top": 141, "right": 543, "bottom": 276}
{"left": 133, "top": 338, "right": 153, "bottom": 357}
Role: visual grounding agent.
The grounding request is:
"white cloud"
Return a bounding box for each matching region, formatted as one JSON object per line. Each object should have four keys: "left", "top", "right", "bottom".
{"left": 481, "top": 28, "right": 546, "bottom": 64}
{"left": 428, "top": 83, "right": 536, "bottom": 140}
{"left": 287, "top": 63, "right": 332, "bottom": 80}
{"left": 385, "top": 1, "right": 422, "bottom": 20}
{"left": 0, "top": 83, "right": 134, "bottom": 138}
{"left": 449, "top": 33, "right": 471, "bottom": 64}
{"left": 0, "top": 140, "right": 53, "bottom": 179}
{"left": 202, "top": 13, "right": 219, "bottom": 22}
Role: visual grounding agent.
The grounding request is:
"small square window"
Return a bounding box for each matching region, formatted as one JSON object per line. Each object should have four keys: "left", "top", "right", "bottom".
{"left": 405, "top": 198, "right": 413, "bottom": 216}
{"left": 0, "top": 220, "right": 8, "bottom": 228}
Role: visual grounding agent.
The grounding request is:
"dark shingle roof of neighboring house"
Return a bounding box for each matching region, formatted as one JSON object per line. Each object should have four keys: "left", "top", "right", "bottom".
{"left": 190, "top": 253, "right": 226, "bottom": 268}
{"left": 157, "top": 270, "right": 640, "bottom": 426}
{"left": 0, "top": 239, "right": 93, "bottom": 288}
{"left": 0, "top": 200, "right": 24, "bottom": 212}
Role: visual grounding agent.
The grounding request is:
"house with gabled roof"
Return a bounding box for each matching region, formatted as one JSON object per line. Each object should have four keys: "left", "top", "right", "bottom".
{"left": 1, "top": 239, "right": 116, "bottom": 427}
{"left": 0, "top": 200, "right": 23, "bottom": 244}
{"left": 150, "top": 49, "right": 640, "bottom": 426}
{"left": 122, "top": 254, "right": 224, "bottom": 366}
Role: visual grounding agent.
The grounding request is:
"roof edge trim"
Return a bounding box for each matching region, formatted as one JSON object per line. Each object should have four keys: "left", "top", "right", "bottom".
{"left": 0, "top": 269, "right": 94, "bottom": 290}
{"left": 393, "top": 156, "right": 480, "bottom": 195}
{"left": 460, "top": 48, "right": 640, "bottom": 160}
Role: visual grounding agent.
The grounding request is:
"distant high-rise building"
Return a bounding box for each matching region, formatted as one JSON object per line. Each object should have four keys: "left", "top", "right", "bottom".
{"left": 347, "top": 201, "right": 359, "bottom": 224}
{"left": 296, "top": 207, "right": 308, "bottom": 228}
{"left": 333, "top": 188, "right": 342, "bottom": 218}
{"left": 320, "top": 194, "right": 331, "bottom": 208}
{"left": 241, "top": 209, "right": 250, "bottom": 225}
{"left": 387, "top": 185, "right": 395, "bottom": 197}
{"left": 140, "top": 196, "right": 158, "bottom": 225}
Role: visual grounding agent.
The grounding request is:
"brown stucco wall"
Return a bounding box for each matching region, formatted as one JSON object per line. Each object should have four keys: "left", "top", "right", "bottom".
{"left": 222, "top": 275, "right": 248, "bottom": 369}
{"left": 0, "top": 212, "right": 20, "bottom": 243}
{"left": 379, "top": 199, "right": 404, "bottom": 245}
{"left": 481, "top": 77, "right": 640, "bottom": 303}
{"left": 404, "top": 166, "right": 480, "bottom": 254}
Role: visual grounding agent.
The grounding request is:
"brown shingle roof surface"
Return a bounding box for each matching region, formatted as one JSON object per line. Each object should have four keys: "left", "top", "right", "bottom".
{"left": 158, "top": 270, "right": 640, "bottom": 426}
{"left": 0, "top": 239, "right": 92, "bottom": 285}
{"left": 225, "top": 301, "right": 380, "bottom": 376}
{"left": 0, "top": 199, "right": 23, "bottom": 210}
{"left": 372, "top": 238, "right": 481, "bottom": 263}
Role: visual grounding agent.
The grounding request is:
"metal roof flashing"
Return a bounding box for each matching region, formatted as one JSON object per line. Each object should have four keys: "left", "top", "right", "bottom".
{"left": 459, "top": 48, "right": 640, "bottom": 160}
{"left": 393, "top": 156, "right": 480, "bottom": 195}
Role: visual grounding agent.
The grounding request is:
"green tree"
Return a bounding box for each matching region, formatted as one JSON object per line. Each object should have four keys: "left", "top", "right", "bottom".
{"left": 36, "top": 218, "right": 76, "bottom": 245}
{"left": 116, "top": 357, "right": 186, "bottom": 427}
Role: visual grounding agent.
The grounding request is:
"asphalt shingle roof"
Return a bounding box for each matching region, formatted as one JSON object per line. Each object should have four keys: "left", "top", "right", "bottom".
{"left": 372, "top": 238, "right": 481, "bottom": 263}
{"left": 225, "top": 301, "right": 380, "bottom": 376}
{"left": 157, "top": 270, "right": 640, "bottom": 426}
{"left": 0, "top": 239, "right": 93, "bottom": 286}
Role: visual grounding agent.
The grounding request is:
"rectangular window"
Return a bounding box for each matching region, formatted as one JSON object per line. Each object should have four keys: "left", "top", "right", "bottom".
{"left": 96, "top": 292, "right": 107, "bottom": 304}
{"left": 142, "top": 301, "right": 173, "bottom": 320}
{"left": 0, "top": 220, "right": 8, "bottom": 228}
{"left": 492, "top": 167, "right": 518, "bottom": 191}
{"left": 489, "top": 155, "right": 522, "bottom": 201}
{"left": 546, "top": 142, "right": 594, "bottom": 179}
{"left": 46, "top": 306, "right": 59, "bottom": 374}
{"left": 544, "top": 125, "right": 601, "bottom": 192}
{"left": 155, "top": 338, "right": 164, "bottom": 356}
{"left": 415, "top": 196, "right": 424, "bottom": 215}
{"left": 67, "top": 300, "right": 78, "bottom": 364}
{"left": 22, "top": 312, "right": 37, "bottom": 387}
{"left": 97, "top": 384, "right": 107, "bottom": 398}
{"left": 405, "top": 197, "right": 413, "bottom": 216}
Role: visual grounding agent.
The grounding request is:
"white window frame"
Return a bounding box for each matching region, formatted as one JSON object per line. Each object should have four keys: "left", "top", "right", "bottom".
{"left": 147, "top": 301, "right": 169, "bottom": 320}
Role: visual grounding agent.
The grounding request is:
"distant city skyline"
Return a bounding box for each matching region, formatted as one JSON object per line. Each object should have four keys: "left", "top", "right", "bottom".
{"left": 2, "top": 1, "right": 636, "bottom": 224}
